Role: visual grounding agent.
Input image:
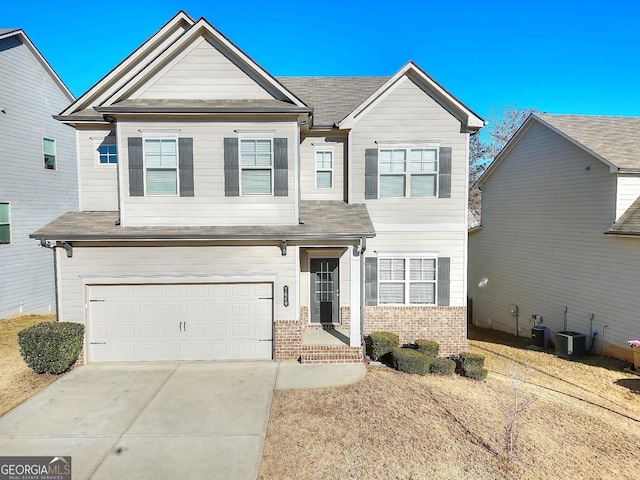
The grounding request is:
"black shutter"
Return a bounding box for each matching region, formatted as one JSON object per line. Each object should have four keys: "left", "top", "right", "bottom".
{"left": 437, "top": 257, "right": 450, "bottom": 306}
{"left": 274, "top": 138, "right": 288, "bottom": 196}
{"left": 365, "top": 257, "right": 378, "bottom": 306}
{"left": 224, "top": 137, "right": 239, "bottom": 197}
{"left": 365, "top": 148, "right": 378, "bottom": 199}
{"left": 438, "top": 147, "right": 452, "bottom": 198}
{"left": 179, "top": 138, "right": 194, "bottom": 197}
{"left": 128, "top": 137, "right": 144, "bottom": 196}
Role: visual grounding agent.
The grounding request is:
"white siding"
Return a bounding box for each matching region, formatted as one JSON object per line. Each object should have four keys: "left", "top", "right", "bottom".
{"left": 58, "top": 244, "right": 297, "bottom": 325}
{"left": 0, "top": 34, "right": 77, "bottom": 317}
{"left": 132, "top": 38, "right": 273, "bottom": 100}
{"left": 119, "top": 119, "right": 298, "bottom": 226}
{"left": 77, "top": 128, "right": 118, "bottom": 211}
{"left": 300, "top": 134, "right": 346, "bottom": 201}
{"left": 350, "top": 75, "right": 469, "bottom": 306}
{"left": 468, "top": 121, "right": 640, "bottom": 355}
{"left": 616, "top": 174, "right": 640, "bottom": 220}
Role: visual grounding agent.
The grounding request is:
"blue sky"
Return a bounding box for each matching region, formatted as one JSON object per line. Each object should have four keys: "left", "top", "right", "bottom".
{"left": 4, "top": 0, "right": 639, "bottom": 119}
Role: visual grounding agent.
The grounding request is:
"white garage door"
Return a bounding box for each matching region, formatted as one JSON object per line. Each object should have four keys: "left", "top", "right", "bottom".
{"left": 87, "top": 283, "right": 273, "bottom": 362}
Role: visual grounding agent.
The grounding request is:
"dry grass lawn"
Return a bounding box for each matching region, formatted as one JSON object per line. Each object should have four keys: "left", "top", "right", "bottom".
{"left": 259, "top": 327, "right": 640, "bottom": 480}
{"left": 0, "top": 314, "right": 59, "bottom": 416}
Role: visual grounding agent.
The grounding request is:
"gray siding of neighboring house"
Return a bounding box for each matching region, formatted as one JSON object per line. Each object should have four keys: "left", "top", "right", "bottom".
{"left": 118, "top": 119, "right": 298, "bottom": 226}
{"left": 0, "top": 34, "right": 77, "bottom": 318}
{"left": 468, "top": 121, "right": 640, "bottom": 358}
{"left": 350, "top": 76, "right": 469, "bottom": 306}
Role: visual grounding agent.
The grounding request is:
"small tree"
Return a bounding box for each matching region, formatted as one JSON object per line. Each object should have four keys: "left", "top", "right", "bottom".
{"left": 500, "top": 361, "right": 535, "bottom": 464}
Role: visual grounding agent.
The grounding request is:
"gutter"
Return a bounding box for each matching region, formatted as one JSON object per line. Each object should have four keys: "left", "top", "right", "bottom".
{"left": 94, "top": 106, "right": 314, "bottom": 115}
{"left": 39, "top": 241, "right": 59, "bottom": 322}
{"left": 29, "top": 232, "right": 376, "bottom": 242}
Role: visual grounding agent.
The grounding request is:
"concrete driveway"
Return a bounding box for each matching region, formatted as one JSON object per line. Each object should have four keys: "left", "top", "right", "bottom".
{"left": 0, "top": 362, "right": 279, "bottom": 479}
{"left": 0, "top": 361, "right": 365, "bottom": 479}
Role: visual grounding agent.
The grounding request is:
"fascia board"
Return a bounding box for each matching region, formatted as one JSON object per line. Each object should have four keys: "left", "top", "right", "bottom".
{"left": 59, "top": 11, "right": 195, "bottom": 116}
{"left": 5, "top": 29, "right": 74, "bottom": 102}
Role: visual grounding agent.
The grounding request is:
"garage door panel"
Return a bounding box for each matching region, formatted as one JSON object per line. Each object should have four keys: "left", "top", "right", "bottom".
{"left": 89, "top": 283, "right": 273, "bottom": 362}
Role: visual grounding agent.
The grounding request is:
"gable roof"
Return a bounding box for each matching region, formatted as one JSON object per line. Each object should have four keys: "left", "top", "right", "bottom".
{"left": 58, "top": 12, "right": 307, "bottom": 123}
{"left": 481, "top": 113, "right": 640, "bottom": 184}
{"left": 338, "top": 61, "right": 485, "bottom": 130}
{"left": 0, "top": 28, "right": 74, "bottom": 102}
{"left": 277, "top": 76, "right": 388, "bottom": 127}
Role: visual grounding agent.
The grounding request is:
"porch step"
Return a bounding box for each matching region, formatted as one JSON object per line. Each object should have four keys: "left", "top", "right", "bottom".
{"left": 300, "top": 345, "right": 363, "bottom": 364}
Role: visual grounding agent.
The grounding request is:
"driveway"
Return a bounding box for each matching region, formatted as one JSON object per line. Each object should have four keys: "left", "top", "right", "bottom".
{"left": 0, "top": 362, "right": 279, "bottom": 479}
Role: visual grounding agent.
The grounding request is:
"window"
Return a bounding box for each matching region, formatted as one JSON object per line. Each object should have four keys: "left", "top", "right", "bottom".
{"left": 144, "top": 139, "right": 177, "bottom": 195}
{"left": 315, "top": 150, "right": 333, "bottom": 188}
{"left": 379, "top": 147, "right": 438, "bottom": 197}
{"left": 43, "top": 138, "right": 56, "bottom": 170}
{"left": 98, "top": 143, "right": 117, "bottom": 164}
{"left": 240, "top": 139, "right": 272, "bottom": 194}
{"left": 0, "top": 203, "right": 10, "bottom": 244}
{"left": 379, "top": 257, "right": 436, "bottom": 305}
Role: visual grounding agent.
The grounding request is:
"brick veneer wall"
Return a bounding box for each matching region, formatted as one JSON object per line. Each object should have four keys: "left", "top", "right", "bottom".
{"left": 364, "top": 306, "right": 467, "bottom": 357}
{"left": 274, "top": 319, "right": 303, "bottom": 361}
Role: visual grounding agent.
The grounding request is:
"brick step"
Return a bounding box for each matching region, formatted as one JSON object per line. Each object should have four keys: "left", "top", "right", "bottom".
{"left": 300, "top": 345, "right": 363, "bottom": 364}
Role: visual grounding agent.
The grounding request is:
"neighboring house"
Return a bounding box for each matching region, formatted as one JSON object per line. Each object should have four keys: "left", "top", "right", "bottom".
{"left": 0, "top": 29, "right": 77, "bottom": 319}
{"left": 31, "top": 12, "right": 484, "bottom": 364}
{"left": 469, "top": 113, "right": 640, "bottom": 362}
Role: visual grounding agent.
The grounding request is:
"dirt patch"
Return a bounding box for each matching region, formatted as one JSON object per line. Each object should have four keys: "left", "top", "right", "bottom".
{"left": 0, "top": 314, "right": 59, "bottom": 416}
{"left": 259, "top": 331, "right": 640, "bottom": 479}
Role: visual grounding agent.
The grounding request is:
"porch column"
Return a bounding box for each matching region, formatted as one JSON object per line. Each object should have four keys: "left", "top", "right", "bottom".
{"left": 350, "top": 246, "right": 361, "bottom": 347}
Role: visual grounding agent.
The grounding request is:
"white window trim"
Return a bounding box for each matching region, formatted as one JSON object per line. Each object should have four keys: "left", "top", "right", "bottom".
{"left": 377, "top": 255, "right": 438, "bottom": 305}
{"left": 0, "top": 202, "right": 10, "bottom": 245}
{"left": 314, "top": 147, "right": 334, "bottom": 189}
{"left": 143, "top": 137, "right": 180, "bottom": 197}
{"left": 92, "top": 136, "right": 117, "bottom": 167}
{"left": 43, "top": 138, "right": 56, "bottom": 170}
{"left": 378, "top": 145, "right": 440, "bottom": 198}
{"left": 239, "top": 137, "right": 274, "bottom": 196}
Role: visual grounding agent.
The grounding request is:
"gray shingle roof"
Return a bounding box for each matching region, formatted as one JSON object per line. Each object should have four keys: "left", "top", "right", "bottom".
{"left": 30, "top": 201, "right": 375, "bottom": 241}
{"left": 606, "top": 196, "right": 640, "bottom": 236}
{"left": 277, "top": 76, "right": 389, "bottom": 127}
{"left": 536, "top": 114, "right": 640, "bottom": 170}
{"left": 0, "top": 29, "right": 19, "bottom": 35}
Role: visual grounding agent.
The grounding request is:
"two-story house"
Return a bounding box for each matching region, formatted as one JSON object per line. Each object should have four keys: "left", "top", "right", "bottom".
{"left": 32, "top": 12, "right": 483, "bottom": 364}
{"left": 0, "top": 28, "right": 77, "bottom": 319}
{"left": 469, "top": 114, "right": 640, "bottom": 362}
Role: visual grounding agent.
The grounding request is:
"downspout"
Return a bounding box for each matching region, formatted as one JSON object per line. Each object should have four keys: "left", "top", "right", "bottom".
{"left": 359, "top": 236, "right": 367, "bottom": 359}
{"left": 40, "top": 240, "right": 59, "bottom": 322}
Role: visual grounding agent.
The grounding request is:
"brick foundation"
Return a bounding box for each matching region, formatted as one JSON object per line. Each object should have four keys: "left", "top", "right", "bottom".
{"left": 364, "top": 306, "right": 468, "bottom": 357}
{"left": 300, "top": 345, "right": 363, "bottom": 364}
{"left": 274, "top": 319, "right": 303, "bottom": 361}
{"left": 74, "top": 347, "right": 85, "bottom": 367}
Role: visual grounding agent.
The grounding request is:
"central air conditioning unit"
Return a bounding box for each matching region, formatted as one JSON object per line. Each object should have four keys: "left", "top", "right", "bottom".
{"left": 531, "top": 326, "right": 550, "bottom": 349}
{"left": 555, "top": 331, "right": 586, "bottom": 359}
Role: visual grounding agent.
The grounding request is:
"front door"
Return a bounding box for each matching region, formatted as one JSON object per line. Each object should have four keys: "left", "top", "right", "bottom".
{"left": 310, "top": 258, "right": 340, "bottom": 324}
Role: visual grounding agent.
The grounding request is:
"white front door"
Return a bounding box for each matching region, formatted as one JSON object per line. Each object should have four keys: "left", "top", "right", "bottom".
{"left": 87, "top": 283, "right": 273, "bottom": 362}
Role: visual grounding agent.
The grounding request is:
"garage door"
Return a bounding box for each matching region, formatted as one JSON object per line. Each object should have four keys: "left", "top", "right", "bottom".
{"left": 87, "top": 283, "right": 273, "bottom": 362}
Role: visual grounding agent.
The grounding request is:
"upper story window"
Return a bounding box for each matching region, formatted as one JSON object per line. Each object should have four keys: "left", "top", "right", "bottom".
{"left": 379, "top": 257, "right": 436, "bottom": 305}
{"left": 240, "top": 139, "right": 272, "bottom": 195}
{"left": 315, "top": 149, "right": 333, "bottom": 189}
{"left": 43, "top": 138, "right": 56, "bottom": 170}
{"left": 98, "top": 143, "right": 117, "bottom": 164}
{"left": 0, "top": 203, "right": 10, "bottom": 245}
{"left": 145, "top": 139, "right": 177, "bottom": 195}
{"left": 379, "top": 147, "right": 438, "bottom": 198}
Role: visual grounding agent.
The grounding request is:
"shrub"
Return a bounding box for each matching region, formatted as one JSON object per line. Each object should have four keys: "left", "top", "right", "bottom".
{"left": 459, "top": 352, "right": 485, "bottom": 368}
{"left": 415, "top": 339, "right": 439, "bottom": 357}
{"left": 392, "top": 348, "right": 433, "bottom": 375}
{"left": 18, "top": 322, "right": 85, "bottom": 374}
{"left": 369, "top": 331, "right": 399, "bottom": 361}
{"left": 464, "top": 365, "right": 489, "bottom": 381}
{"left": 429, "top": 357, "right": 456, "bottom": 375}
